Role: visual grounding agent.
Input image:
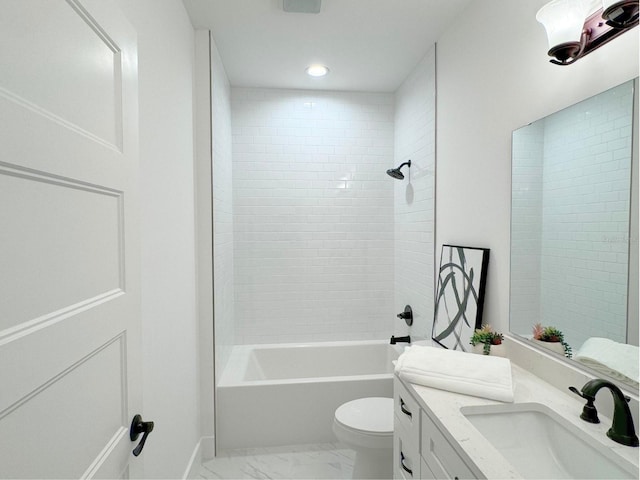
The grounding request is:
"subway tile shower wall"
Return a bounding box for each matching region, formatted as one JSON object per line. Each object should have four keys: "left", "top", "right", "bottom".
{"left": 231, "top": 89, "right": 396, "bottom": 344}
{"left": 393, "top": 47, "right": 436, "bottom": 338}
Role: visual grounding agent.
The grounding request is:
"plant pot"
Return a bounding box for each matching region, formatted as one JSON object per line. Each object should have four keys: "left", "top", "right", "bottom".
{"left": 471, "top": 343, "right": 507, "bottom": 357}
{"left": 532, "top": 339, "right": 565, "bottom": 356}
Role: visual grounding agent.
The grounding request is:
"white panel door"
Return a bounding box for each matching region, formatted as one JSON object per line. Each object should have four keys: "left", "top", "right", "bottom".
{"left": 0, "top": 0, "right": 143, "bottom": 478}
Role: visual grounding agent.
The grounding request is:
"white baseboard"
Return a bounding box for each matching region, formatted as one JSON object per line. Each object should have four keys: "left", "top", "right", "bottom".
{"left": 182, "top": 436, "right": 215, "bottom": 479}
{"left": 201, "top": 436, "right": 216, "bottom": 461}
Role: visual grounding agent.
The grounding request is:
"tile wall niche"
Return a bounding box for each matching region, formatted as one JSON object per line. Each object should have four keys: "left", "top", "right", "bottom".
{"left": 231, "top": 89, "right": 396, "bottom": 344}
{"left": 393, "top": 47, "right": 436, "bottom": 340}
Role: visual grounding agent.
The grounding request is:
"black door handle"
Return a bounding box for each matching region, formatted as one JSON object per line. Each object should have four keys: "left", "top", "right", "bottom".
{"left": 130, "top": 414, "right": 154, "bottom": 456}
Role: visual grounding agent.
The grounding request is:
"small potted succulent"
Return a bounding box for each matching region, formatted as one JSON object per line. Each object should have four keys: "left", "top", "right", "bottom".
{"left": 532, "top": 323, "right": 572, "bottom": 358}
{"left": 470, "top": 325, "right": 505, "bottom": 356}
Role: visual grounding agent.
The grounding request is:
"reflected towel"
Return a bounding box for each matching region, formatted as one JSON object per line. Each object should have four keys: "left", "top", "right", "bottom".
{"left": 575, "top": 338, "right": 639, "bottom": 388}
{"left": 395, "top": 345, "right": 514, "bottom": 403}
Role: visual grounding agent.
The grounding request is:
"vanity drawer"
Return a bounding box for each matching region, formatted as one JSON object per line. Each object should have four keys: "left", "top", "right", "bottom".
{"left": 421, "top": 458, "right": 437, "bottom": 480}
{"left": 394, "top": 419, "right": 420, "bottom": 480}
{"left": 421, "top": 411, "right": 477, "bottom": 480}
{"left": 394, "top": 377, "right": 420, "bottom": 445}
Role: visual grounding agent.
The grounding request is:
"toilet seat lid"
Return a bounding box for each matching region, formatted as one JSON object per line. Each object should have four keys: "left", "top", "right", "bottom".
{"left": 334, "top": 397, "right": 394, "bottom": 434}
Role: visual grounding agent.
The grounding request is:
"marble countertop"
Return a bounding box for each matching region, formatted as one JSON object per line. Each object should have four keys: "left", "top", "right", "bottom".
{"left": 399, "top": 363, "right": 640, "bottom": 479}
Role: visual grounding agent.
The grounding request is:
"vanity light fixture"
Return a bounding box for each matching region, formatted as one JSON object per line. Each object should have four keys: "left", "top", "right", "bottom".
{"left": 536, "top": 0, "right": 639, "bottom": 65}
{"left": 305, "top": 64, "right": 329, "bottom": 77}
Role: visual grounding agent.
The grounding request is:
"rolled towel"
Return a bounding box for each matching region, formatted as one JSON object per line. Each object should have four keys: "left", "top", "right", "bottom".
{"left": 575, "top": 337, "right": 639, "bottom": 388}
{"left": 395, "top": 345, "right": 514, "bottom": 403}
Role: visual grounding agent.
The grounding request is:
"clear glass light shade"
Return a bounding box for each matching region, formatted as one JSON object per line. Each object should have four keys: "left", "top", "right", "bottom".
{"left": 602, "top": 0, "right": 623, "bottom": 11}
{"left": 601, "top": 0, "right": 627, "bottom": 19}
{"left": 536, "top": 0, "right": 594, "bottom": 48}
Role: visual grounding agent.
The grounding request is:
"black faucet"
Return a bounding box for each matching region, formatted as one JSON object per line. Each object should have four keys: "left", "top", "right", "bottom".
{"left": 569, "top": 379, "right": 639, "bottom": 447}
{"left": 390, "top": 335, "right": 411, "bottom": 345}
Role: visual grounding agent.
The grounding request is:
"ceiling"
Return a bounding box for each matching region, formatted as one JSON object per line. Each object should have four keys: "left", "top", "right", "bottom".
{"left": 182, "top": 0, "right": 472, "bottom": 92}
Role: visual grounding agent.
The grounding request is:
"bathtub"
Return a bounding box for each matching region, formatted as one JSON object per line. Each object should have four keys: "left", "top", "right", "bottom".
{"left": 216, "top": 340, "right": 402, "bottom": 450}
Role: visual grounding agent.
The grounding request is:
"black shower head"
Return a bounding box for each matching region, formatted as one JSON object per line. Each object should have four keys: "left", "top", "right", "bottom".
{"left": 386, "top": 160, "right": 411, "bottom": 180}
{"left": 386, "top": 167, "right": 405, "bottom": 179}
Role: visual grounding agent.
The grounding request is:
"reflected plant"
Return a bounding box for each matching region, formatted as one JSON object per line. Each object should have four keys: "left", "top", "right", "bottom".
{"left": 532, "top": 323, "right": 572, "bottom": 358}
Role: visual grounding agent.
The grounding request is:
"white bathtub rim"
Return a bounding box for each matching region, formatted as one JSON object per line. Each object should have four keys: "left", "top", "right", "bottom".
{"left": 232, "top": 338, "right": 398, "bottom": 351}
{"left": 219, "top": 372, "right": 395, "bottom": 387}
{"left": 218, "top": 339, "right": 402, "bottom": 387}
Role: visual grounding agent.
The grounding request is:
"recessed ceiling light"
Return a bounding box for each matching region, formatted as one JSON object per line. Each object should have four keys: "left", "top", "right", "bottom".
{"left": 283, "top": 0, "right": 321, "bottom": 14}
{"left": 306, "top": 64, "right": 329, "bottom": 77}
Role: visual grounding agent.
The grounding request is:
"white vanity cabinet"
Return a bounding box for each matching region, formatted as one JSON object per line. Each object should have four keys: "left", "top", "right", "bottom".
{"left": 420, "top": 411, "right": 477, "bottom": 479}
{"left": 393, "top": 378, "right": 421, "bottom": 479}
{"left": 393, "top": 377, "right": 481, "bottom": 480}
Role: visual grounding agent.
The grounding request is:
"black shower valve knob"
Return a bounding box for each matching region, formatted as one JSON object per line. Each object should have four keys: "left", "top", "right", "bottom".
{"left": 396, "top": 305, "right": 413, "bottom": 326}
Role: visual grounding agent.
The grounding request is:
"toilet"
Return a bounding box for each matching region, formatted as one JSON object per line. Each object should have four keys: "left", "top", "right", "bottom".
{"left": 333, "top": 397, "right": 394, "bottom": 479}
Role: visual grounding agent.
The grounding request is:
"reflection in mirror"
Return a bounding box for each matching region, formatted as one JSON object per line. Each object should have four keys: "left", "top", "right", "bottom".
{"left": 510, "top": 79, "right": 638, "bottom": 388}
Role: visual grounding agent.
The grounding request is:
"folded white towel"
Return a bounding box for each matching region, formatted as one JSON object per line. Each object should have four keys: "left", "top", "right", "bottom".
{"left": 395, "top": 345, "right": 514, "bottom": 403}
{"left": 575, "top": 337, "right": 639, "bottom": 388}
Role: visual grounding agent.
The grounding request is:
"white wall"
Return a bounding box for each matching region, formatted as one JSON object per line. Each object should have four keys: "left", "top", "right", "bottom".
{"left": 436, "top": 0, "right": 639, "bottom": 335}
{"left": 195, "top": 30, "right": 234, "bottom": 459}
{"left": 231, "top": 88, "right": 395, "bottom": 344}
{"left": 393, "top": 47, "right": 436, "bottom": 339}
{"left": 511, "top": 121, "right": 544, "bottom": 331}
{"left": 115, "top": 1, "right": 199, "bottom": 477}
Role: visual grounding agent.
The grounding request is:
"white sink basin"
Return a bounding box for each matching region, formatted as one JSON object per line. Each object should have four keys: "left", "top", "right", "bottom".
{"left": 461, "top": 402, "right": 638, "bottom": 479}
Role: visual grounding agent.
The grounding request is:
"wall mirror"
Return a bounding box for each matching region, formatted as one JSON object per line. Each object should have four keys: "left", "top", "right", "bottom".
{"left": 510, "top": 78, "right": 638, "bottom": 389}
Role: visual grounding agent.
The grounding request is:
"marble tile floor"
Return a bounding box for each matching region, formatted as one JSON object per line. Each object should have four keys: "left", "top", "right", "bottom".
{"left": 198, "top": 442, "right": 355, "bottom": 479}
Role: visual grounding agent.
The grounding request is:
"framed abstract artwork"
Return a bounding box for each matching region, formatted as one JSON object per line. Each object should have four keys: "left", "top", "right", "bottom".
{"left": 432, "top": 245, "right": 490, "bottom": 351}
